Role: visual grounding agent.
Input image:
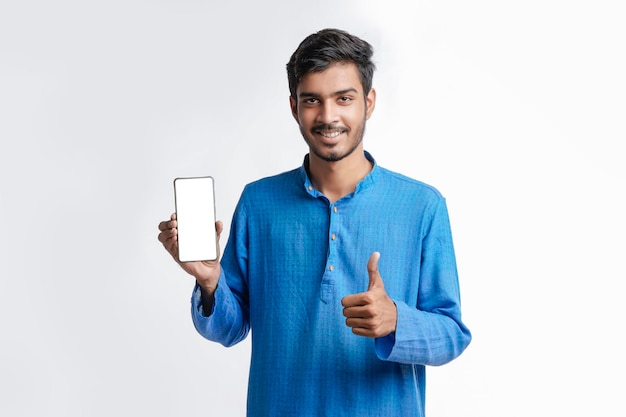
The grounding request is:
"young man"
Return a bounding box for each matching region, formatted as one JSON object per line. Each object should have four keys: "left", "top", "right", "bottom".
{"left": 158, "top": 28, "right": 471, "bottom": 417}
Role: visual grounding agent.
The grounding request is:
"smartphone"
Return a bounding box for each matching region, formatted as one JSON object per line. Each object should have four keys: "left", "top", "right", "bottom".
{"left": 173, "top": 176, "right": 218, "bottom": 262}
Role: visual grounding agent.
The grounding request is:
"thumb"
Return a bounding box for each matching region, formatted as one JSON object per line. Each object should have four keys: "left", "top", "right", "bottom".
{"left": 367, "top": 251, "right": 383, "bottom": 291}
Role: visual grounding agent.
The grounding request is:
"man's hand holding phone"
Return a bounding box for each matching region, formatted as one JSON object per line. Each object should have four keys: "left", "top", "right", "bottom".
{"left": 157, "top": 213, "right": 223, "bottom": 296}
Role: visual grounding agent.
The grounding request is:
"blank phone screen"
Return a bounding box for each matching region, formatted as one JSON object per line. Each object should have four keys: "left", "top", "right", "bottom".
{"left": 173, "top": 176, "right": 217, "bottom": 262}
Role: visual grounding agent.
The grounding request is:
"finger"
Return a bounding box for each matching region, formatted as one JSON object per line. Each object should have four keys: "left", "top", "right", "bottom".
{"left": 350, "top": 326, "right": 375, "bottom": 337}
{"left": 341, "top": 294, "right": 362, "bottom": 307}
{"left": 157, "top": 218, "right": 178, "bottom": 249}
{"left": 367, "top": 251, "right": 383, "bottom": 291}
{"left": 345, "top": 317, "right": 376, "bottom": 328}
{"left": 158, "top": 214, "right": 178, "bottom": 232}
{"left": 342, "top": 305, "right": 374, "bottom": 319}
{"left": 159, "top": 230, "right": 178, "bottom": 249}
{"left": 164, "top": 232, "right": 179, "bottom": 258}
{"left": 158, "top": 220, "right": 169, "bottom": 232}
{"left": 345, "top": 316, "right": 381, "bottom": 338}
{"left": 157, "top": 227, "right": 171, "bottom": 243}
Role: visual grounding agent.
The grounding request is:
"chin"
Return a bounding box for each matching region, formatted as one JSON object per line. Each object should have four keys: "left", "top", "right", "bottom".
{"left": 313, "top": 147, "right": 353, "bottom": 162}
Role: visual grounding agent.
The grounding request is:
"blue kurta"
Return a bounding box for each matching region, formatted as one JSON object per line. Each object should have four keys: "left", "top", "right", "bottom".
{"left": 191, "top": 152, "right": 471, "bottom": 416}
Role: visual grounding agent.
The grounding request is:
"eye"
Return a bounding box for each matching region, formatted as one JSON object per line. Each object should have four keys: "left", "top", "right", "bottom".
{"left": 338, "top": 96, "right": 353, "bottom": 103}
{"left": 304, "top": 98, "right": 320, "bottom": 105}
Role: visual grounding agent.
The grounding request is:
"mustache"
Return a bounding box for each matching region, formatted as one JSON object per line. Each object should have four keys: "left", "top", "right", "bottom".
{"left": 311, "top": 124, "right": 348, "bottom": 133}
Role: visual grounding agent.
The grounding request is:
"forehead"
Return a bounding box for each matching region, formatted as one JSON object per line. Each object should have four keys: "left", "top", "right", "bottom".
{"left": 297, "top": 62, "right": 363, "bottom": 96}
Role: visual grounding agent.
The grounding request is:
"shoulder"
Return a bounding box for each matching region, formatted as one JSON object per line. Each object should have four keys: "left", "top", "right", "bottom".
{"left": 242, "top": 168, "right": 300, "bottom": 193}
{"left": 233, "top": 167, "right": 311, "bottom": 222}
{"left": 376, "top": 165, "right": 445, "bottom": 201}
{"left": 237, "top": 168, "right": 305, "bottom": 209}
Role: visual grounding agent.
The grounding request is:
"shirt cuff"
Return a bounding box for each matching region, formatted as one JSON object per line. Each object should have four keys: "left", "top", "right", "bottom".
{"left": 374, "top": 332, "right": 396, "bottom": 360}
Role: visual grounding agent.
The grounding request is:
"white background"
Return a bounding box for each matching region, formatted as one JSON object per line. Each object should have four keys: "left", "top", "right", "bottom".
{"left": 1, "top": 1, "right": 625, "bottom": 416}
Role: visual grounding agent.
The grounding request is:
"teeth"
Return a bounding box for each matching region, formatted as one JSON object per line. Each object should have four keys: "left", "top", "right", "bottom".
{"left": 320, "top": 130, "right": 342, "bottom": 138}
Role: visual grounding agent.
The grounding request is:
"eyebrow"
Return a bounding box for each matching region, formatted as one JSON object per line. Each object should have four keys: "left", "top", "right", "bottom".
{"left": 298, "top": 88, "right": 360, "bottom": 99}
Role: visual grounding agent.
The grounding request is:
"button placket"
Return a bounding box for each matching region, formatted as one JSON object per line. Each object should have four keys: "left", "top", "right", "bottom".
{"left": 321, "top": 203, "right": 339, "bottom": 304}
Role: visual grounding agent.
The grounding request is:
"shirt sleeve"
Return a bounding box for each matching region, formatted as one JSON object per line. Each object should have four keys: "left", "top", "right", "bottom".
{"left": 190, "top": 197, "right": 251, "bottom": 348}
{"left": 190, "top": 274, "right": 250, "bottom": 347}
{"left": 374, "top": 198, "right": 472, "bottom": 366}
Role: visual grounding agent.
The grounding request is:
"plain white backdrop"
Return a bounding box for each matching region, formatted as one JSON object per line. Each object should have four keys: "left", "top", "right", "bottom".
{"left": 1, "top": 1, "right": 624, "bottom": 416}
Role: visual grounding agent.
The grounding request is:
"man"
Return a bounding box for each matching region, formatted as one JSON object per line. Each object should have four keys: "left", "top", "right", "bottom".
{"left": 158, "top": 28, "right": 471, "bottom": 417}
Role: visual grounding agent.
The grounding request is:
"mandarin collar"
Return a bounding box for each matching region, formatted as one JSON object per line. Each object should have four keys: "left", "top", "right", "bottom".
{"left": 298, "top": 151, "right": 379, "bottom": 199}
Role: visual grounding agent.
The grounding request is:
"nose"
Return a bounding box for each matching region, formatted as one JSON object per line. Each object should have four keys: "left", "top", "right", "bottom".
{"left": 316, "top": 100, "right": 339, "bottom": 125}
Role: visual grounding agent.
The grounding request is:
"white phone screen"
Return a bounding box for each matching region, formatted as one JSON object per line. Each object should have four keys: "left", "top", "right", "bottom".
{"left": 173, "top": 176, "right": 217, "bottom": 262}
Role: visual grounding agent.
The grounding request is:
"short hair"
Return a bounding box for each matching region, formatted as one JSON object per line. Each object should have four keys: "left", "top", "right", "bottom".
{"left": 286, "top": 28, "right": 376, "bottom": 100}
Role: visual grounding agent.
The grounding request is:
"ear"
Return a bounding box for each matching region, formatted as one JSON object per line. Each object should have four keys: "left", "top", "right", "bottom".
{"left": 289, "top": 96, "right": 299, "bottom": 123}
{"left": 365, "top": 88, "right": 376, "bottom": 120}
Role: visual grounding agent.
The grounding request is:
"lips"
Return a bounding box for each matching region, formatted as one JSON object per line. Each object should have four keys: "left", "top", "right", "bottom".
{"left": 319, "top": 130, "right": 343, "bottom": 138}
{"left": 313, "top": 125, "right": 348, "bottom": 140}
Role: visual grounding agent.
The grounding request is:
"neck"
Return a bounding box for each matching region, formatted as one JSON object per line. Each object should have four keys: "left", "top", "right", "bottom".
{"left": 307, "top": 149, "right": 372, "bottom": 203}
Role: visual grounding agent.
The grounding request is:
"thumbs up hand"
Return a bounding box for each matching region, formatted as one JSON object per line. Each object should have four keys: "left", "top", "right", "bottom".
{"left": 341, "top": 252, "right": 398, "bottom": 338}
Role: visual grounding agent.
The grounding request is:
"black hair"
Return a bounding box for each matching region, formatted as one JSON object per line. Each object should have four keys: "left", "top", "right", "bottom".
{"left": 286, "top": 28, "right": 376, "bottom": 100}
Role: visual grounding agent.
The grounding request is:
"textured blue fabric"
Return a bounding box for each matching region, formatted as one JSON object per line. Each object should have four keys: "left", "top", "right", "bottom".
{"left": 191, "top": 152, "right": 471, "bottom": 416}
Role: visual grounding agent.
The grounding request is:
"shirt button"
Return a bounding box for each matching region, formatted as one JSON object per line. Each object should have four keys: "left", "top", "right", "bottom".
{"left": 329, "top": 265, "right": 334, "bottom": 271}
{"left": 331, "top": 234, "right": 336, "bottom": 240}
{"left": 308, "top": 186, "right": 313, "bottom": 191}
{"left": 333, "top": 206, "right": 338, "bottom": 213}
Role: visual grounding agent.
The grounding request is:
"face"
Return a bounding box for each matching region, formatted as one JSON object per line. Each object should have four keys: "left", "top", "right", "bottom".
{"left": 290, "top": 62, "right": 376, "bottom": 163}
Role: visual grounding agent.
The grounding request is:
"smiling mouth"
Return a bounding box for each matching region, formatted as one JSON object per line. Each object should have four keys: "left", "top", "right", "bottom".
{"left": 313, "top": 126, "right": 347, "bottom": 139}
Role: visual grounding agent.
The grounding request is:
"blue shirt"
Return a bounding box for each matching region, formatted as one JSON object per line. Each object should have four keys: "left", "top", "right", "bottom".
{"left": 191, "top": 152, "right": 471, "bottom": 416}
